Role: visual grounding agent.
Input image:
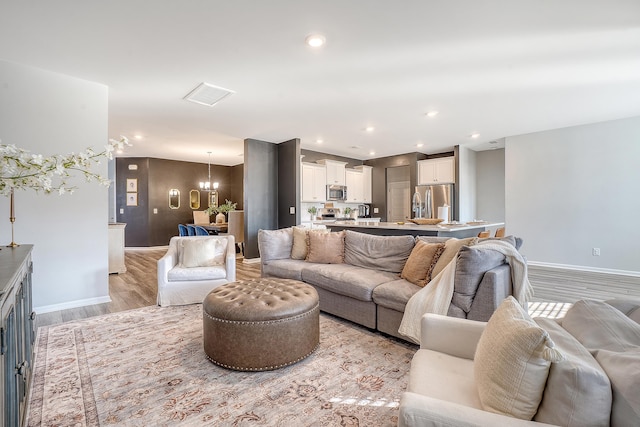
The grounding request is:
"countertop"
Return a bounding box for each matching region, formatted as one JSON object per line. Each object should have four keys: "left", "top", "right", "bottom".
{"left": 325, "top": 220, "right": 504, "bottom": 237}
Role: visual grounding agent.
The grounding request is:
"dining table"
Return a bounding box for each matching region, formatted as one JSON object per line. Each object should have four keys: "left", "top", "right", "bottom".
{"left": 200, "top": 223, "right": 228, "bottom": 234}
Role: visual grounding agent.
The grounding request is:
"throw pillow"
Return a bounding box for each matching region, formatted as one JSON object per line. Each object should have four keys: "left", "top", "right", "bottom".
{"left": 306, "top": 231, "right": 345, "bottom": 264}
{"left": 290, "top": 227, "right": 328, "bottom": 260}
{"left": 533, "top": 318, "right": 612, "bottom": 427}
{"left": 474, "top": 296, "right": 565, "bottom": 420}
{"left": 180, "top": 238, "right": 227, "bottom": 268}
{"left": 431, "top": 237, "right": 478, "bottom": 278}
{"left": 400, "top": 240, "right": 445, "bottom": 287}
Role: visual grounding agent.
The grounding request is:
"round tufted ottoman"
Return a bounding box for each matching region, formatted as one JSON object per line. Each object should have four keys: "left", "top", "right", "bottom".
{"left": 203, "top": 278, "right": 320, "bottom": 371}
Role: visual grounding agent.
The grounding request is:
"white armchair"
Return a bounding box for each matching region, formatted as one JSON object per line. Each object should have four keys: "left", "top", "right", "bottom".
{"left": 399, "top": 314, "right": 557, "bottom": 427}
{"left": 157, "top": 235, "right": 236, "bottom": 307}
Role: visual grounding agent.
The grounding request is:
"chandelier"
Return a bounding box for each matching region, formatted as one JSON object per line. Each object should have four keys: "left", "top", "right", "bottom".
{"left": 199, "top": 152, "right": 219, "bottom": 207}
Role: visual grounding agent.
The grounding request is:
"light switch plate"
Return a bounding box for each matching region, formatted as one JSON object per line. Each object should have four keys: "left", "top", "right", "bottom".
{"left": 119, "top": 208, "right": 124, "bottom": 214}
{"left": 289, "top": 207, "right": 295, "bottom": 214}
{"left": 373, "top": 207, "right": 379, "bottom": 213}
{"left": 153, "top": 208, "right": 158, "bottom": 214}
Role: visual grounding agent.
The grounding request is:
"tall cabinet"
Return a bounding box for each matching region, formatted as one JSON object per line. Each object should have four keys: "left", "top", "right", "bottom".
{"left": 0, "top": 246, "right": 34, "bottom": 427}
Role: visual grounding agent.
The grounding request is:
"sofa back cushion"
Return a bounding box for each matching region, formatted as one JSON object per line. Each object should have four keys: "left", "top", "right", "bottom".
{"left": 344, "top": 230, "right": 415, "bottom": 273}
{"left": 258, "top": 228, "right": 293, "bottom": 262}
{"left": 452, "top": 246, "right": 506, "bottom": 313}
{"left": 533, "top": 318, "right": 612, "bottom": 427}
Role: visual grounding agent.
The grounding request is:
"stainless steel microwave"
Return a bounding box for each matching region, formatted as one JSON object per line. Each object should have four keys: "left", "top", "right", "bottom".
{"left": 327, "top": 184, "right": 347, "bottom": 201}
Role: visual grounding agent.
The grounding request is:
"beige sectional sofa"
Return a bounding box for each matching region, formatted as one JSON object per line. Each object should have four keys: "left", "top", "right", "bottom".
{"left": 258, "top": 227, "right": 520, "bottom": 340}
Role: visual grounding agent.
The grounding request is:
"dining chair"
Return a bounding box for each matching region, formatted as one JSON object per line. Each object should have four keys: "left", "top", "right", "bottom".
{"left": 227, "top": 210, "right": 244, "bottom": 255}
{"left": 494, "top": 227, "right": 506, "bottom": 238}
{"left": 477, "top": 230, "right": 490, "bottom": 238}
{"left": 194, "top": 225, "right": 210, "bottom": 236}
{"left": 193, "top": 211, "right": 210, "bottom": 225}
{"left": 186, "top": 224, "right": 196, "bottom": 236}
{"left": 178, "top": 224, "right": 189, "bottom": 236}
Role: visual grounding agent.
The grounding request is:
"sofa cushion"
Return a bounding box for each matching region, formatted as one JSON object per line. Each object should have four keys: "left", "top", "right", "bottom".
{"left": 306, "top": 231, "right": 345, "bottom": 264}
{"left": 474, "top": 296, "right": 563, "bottom": 421}
{"left": 453, "top": 246, "right": 506, "bottom": 313}
{"left": 290, "top": 227, "right": 328, "bottom": 260}
{"left": 606, "top": 298, "right": 640, "bottom": 324}
{"left": 258, "top": 228, "right": 293, "bottom": 261}
{"left": 372, "top": 279, "right": 421, "bottom": 312}
{"left": 561, "top": 299, "right": 640, "bottom": 352}
{"left": 561, "top": 300, "right": 640, "bottom": 426}
{"left": 478, "top": 235, "right": 517, "bottom": 248}
{"left": 533, "top": 318, "right": 612, "bottom": 427}
{"left": 344, "top": 230, "right": 415, "bottom": 273}
{"left": 302, "top": 263, "right": 397, "bottom": 302}
{"left": 400, "top": 241, "right": 445, "bottom": 287}
{"left": 180, "top": 238, "right": 227, "bottom": 267}
{"left": 431, "top": 237, "right": 477, "bottom": 278}
{"left": 167, "top": 265, "right": 227, "bottom": 281}
{"left": 262, "top": 259, "right": 308, "bottom": 281}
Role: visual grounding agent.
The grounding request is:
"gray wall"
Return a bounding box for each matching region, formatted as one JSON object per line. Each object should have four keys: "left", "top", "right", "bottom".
{"left": 244, "top": 139, "right": 278, "bottom": 259}
{"left": 506, "top": 116, "right": 640, "bottom": 272}
{"left": 278, "top": 139, "right": 301, "bottom": 228}
{"left": 0, "top": 60, "right": 109, "bottom": 311}
{"left": 476, "top": 149, "right": 505, "bottom": 222}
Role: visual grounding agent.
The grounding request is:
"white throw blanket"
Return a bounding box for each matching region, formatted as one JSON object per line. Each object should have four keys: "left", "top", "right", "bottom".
{"left": 398, "top": 239, "right": 533, "bottom": 344}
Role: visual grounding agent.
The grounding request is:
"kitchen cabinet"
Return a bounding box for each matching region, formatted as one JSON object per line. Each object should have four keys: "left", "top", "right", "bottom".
{"left": 301, "top": 163, "right": 326, "bottom": 202}
{"left": 417, "top": 157, "right": 455, "bottom": 184}
{"left": 355, "top": 165, "right": 372, "bottom": 203}
{"left": 345, "top": 169, "right": 364, "bottom": 203}
{"left": 317, "top": 159, "right": 347, "bottom": 185}
{"left": 0, "top": 246, "right": 34, "bottom": 427}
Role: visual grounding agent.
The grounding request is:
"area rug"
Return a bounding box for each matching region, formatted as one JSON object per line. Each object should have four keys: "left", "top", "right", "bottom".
{"left": 27, "top": 305, "right": 416, "bottom": 426}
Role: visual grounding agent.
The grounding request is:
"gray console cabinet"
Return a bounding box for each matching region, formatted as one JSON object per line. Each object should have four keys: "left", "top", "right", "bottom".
{"left": 0, "top": 246, "right": 34, "bottom": 427}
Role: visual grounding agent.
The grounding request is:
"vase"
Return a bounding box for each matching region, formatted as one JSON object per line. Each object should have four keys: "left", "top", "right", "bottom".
{"left": 216, "top": 212, "right": 226, "bottom": 224}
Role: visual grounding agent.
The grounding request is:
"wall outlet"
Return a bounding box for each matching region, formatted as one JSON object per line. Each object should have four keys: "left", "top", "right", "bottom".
{"left": 592, "top": 247, "right": 601, "bottom": 256}
{"left": 289, "top": 206, "right": 295, "bottom": 214}
{"left": 373, "top": 207, "right": 379, "bottom": 214}
{"left": 153, "top": 208, "right": 158, "bottom": 214}
{"left": 119, "top": 208, "right": 124, "bottom": 214}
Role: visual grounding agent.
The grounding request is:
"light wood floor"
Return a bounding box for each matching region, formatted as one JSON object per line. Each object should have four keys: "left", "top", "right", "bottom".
{"left": 35, "top": 249, "right": 261, "bottom": 329}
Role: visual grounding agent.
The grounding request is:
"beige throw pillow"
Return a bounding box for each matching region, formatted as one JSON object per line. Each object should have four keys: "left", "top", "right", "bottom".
{"left": 431, "top": 237, "right": 477, "bottom": 278}
{"left": 474, "top": 296, "right": 565, "bottom": 420}
{"left": 180, "top": 238, "right": 227, "bottom": 268}
{"left": 400, "top": 241, "right": 445, "bottom": 287}
{"left": 306, "top": 231, "right": 345, "bottom": 264}
{"left": 290, "top": 227, "right": 328, "bottom": 260}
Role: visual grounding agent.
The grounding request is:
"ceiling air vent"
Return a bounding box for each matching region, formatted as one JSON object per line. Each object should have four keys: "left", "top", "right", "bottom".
{"left": 183, "top": 82, "right": 235, "bottom": 107}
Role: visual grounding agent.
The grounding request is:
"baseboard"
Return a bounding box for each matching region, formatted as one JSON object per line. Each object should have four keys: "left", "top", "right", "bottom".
{"left": 34, "top": 296, "right": 112, "bottom": 314}
{"left": 527, "top": 261, "right": 640, "bottom": 278}
{"left": 125, "top": 246, "right": 169, "bottom": 251}
{"left": 242, "top": 257, "right": 261, "bottom": 264}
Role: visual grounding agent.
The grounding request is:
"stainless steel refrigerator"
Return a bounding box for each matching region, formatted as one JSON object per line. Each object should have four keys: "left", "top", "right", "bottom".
{"left": 417, "top": 184, "right": 455, "bottom": 222}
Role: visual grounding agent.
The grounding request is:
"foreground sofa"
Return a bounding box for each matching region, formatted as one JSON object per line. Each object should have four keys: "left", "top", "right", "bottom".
{"left": 399, "top": 298, "right": 640, "bottom": 426}
{"left": 258, "top": 227, "right": 520, "bottom": 340}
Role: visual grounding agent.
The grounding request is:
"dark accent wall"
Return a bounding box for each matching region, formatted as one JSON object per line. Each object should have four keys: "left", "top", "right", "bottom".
{"left": 364, "top": 152, "right": 427, "bottom": 221}
{"left": 278, "top": 139, "right": 301, "bottom": 228}
{"left": 116, "top": 157, "right": 243, "bottom": 247}
{"left": 244, "top": 139, "right": 278, "bottom": 259}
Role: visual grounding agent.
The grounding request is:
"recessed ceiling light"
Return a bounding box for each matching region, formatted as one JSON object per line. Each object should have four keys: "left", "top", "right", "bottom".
{"left": 305, "top": 34, "right": 326, "bottom": 48}
{"left": 134, "top": 134, "right": 143, "bottom": 140}
{"left": 471, "top": 133, "right": 480, "bottom": 139}
{"left": 426, "top": 111, "right": 439, "bottom": 118}
{"left": 316, "top": 139, "right": 323, "bottom": 144}
{"left": 116, "top": 150, "right": 123, "bottom": 154}
{"left": 365, "top": 126, "right": 375, "bottom": 132}
{"left": 417, "top": 143, "right": 424, "bottom": 148}
{"left": 369, "top": 151, "right": 376, "bottom": 156}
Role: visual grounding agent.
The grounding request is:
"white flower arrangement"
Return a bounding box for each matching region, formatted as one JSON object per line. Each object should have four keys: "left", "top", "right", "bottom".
{"left": 0, "top": 136, "right": 130, "bottom": 195}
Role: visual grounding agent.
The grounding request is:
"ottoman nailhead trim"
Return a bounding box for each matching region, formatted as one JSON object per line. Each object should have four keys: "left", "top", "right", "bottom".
{"left": 203, "top": 303, "right": 319, "bottom": 325}
{"left": 205, "top": 342, "right": 320, "bottom": 371}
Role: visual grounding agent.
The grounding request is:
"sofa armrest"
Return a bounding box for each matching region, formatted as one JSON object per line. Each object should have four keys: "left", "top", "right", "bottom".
{"left": 157, "top": 245, "right": 178, "bottom": 287}
{"left": 467, "top": 263, "right": 512, "bottom": 322}
{"left": 225, "top": 235, "right": 236, "bottom": 282}
{"left": 399, "top": 392, "right": 557, "bottom": 427}
{"left": 420, "top": 314, "right": 486, "bottom": 360}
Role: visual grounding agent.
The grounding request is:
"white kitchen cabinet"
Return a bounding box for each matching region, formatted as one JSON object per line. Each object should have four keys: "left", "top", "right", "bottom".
{"left": 317, "top": 159, "right": 347, "bottom": 185}
{"left": 355, "top": 165, "right": 372, "bottom": 203}
{"left": 417, "top": 157, "right": 455, "bottom": 184}
{"left": 345, "top": 169, "right": 364, "bottom": 203}
{"left": 301, "top": 163, "right": 327, "bottom": 202}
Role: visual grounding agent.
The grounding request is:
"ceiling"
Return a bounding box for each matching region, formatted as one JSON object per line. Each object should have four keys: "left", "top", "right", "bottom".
{"left": 1, "top": 1, "right": 640, "bottom": 166}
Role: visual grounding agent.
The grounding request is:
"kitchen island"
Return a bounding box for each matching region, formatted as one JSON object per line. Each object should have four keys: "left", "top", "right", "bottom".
{"left": 326, "top": 221, "right": 504, "bottom": 238}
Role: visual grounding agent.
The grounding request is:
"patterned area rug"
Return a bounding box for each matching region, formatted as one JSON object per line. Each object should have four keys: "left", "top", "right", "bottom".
{"left": 27, "top": 305, "right": 416, "bottom": 426}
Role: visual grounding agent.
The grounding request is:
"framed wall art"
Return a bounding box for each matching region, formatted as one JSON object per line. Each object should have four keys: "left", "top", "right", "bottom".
{"left": 126, "top": 193, "right": 138, "bottom": 206}
{"left": 126, "top": 178, "right": 138, "bottom": 193}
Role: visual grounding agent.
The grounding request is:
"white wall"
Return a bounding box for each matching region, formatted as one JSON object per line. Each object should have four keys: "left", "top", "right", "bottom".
{"left": 506, "top": 116, "right": 640, "bottom": 273}
{"left": 457, "top": 146, "right": 477, "bottom": 221}
{"left": 476, "top": 149, "right": 505, "bottom": 222}
{"left": 0, "top": 60, "right": 110, "bottom": 311}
